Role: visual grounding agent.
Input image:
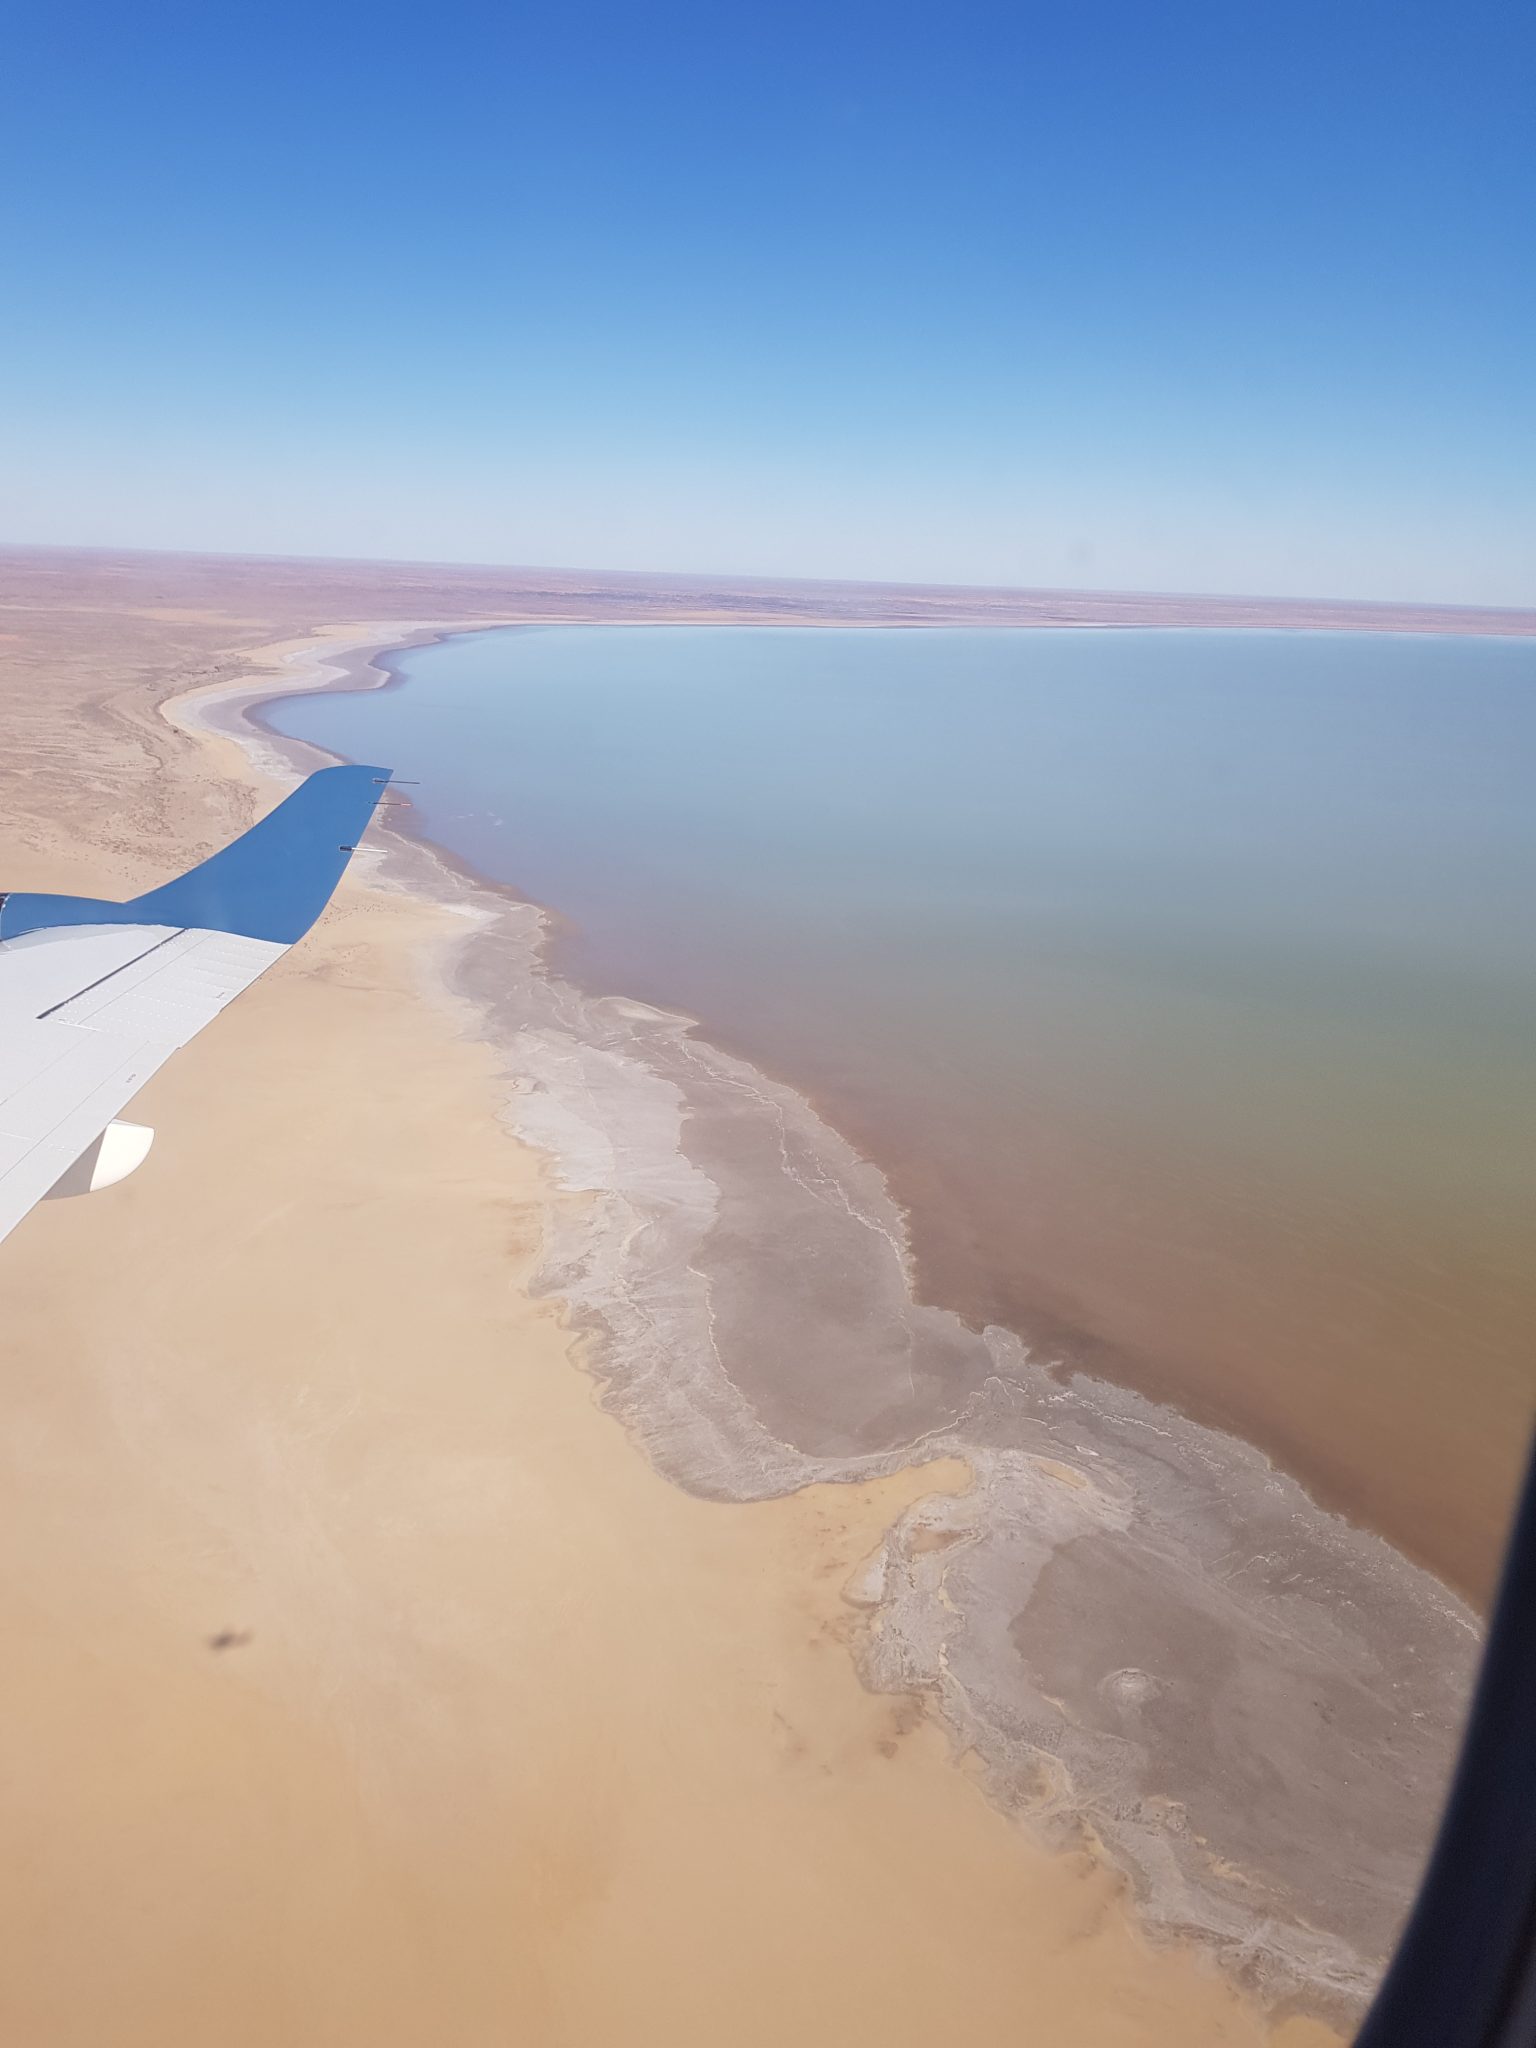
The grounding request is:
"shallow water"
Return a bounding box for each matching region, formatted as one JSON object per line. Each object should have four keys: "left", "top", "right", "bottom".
{"left": 269, "top": 624, "right": 1536, "bottom": 1596}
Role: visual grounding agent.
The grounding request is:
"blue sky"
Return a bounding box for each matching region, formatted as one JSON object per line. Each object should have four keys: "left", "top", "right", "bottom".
{"left": 3, "top": 0, "right": 1532, "bottom": 601}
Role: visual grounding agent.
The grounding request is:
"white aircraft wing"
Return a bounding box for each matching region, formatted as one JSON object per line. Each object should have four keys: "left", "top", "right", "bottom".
{"left": 0, "top": 763, "right": 390, "bottom": 1247}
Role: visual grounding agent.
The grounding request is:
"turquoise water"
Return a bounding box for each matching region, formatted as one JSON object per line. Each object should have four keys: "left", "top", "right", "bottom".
{"left": 269, "top": 626, "right": 1536, "bottom": 1593}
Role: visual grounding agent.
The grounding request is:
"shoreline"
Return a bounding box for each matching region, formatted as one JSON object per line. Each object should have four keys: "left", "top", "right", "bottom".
{"left": 220, "top": 623, "right": 1521, "bottom": 1609}
{"left": 1, "top": 596, "right": 1332, "bottom": 2048}
{"left": 12, "top": 794, "right": 1262, "bottom": 2048}
{"left": 174, "top": 622, "right": 1479, "bottom": 2026}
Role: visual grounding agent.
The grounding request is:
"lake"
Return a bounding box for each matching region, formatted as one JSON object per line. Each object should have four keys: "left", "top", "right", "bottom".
{"left": 268, "top": 624, "right": 1536, "bottom": 1596}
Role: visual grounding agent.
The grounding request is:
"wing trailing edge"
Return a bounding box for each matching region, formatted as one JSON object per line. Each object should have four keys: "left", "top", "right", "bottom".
{"left": 0, "top": 763, "right": 393, "bottom": 944}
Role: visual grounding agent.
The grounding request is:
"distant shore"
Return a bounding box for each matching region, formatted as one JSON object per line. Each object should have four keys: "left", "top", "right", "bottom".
{"left": 5, "top": 536, "right": 1535, "bottom": 638}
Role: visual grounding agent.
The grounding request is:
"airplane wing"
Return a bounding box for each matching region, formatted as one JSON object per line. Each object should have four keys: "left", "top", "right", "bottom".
{"left": 0, "top": 763, "right": 390, "bottom": 1246}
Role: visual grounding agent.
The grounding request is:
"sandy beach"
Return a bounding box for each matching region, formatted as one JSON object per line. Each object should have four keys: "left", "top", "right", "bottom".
{"left": 0, "top": 559, "right": 1360, "bottom": 2043}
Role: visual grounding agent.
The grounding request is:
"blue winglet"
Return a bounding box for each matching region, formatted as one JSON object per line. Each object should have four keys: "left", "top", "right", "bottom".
{"left": 0, "top": 765, "right": 393, "bottom": 945}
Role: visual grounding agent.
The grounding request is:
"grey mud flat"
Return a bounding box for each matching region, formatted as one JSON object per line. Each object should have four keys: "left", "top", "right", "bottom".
{"left": 232, "top": 677, "right": 1476, "bottom": 2033}
{"left": 441, "top": 868, "right": 1474, "bottom": 2027}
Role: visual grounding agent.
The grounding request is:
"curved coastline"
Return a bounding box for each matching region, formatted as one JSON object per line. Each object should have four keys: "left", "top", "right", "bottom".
{"left": 172, "top": 624, "right": 1479, "bottom": 2027}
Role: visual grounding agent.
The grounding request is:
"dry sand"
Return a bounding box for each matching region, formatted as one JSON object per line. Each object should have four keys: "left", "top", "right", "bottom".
{"left": 0, "top": 570, "right": 1345, "bottom": 2042}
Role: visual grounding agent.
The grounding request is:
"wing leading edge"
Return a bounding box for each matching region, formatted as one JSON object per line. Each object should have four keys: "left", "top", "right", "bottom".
{"left": 0, "top": 764, "right": 391, "bottom": 1246}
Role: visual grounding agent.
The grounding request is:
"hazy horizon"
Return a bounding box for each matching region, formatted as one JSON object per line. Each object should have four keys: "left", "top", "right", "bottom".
{"left": 5, "top": 535, "right": 1536, "bottom": 618}
{"left": 6, "top": 493, "right": 1531, "bottom": 618}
